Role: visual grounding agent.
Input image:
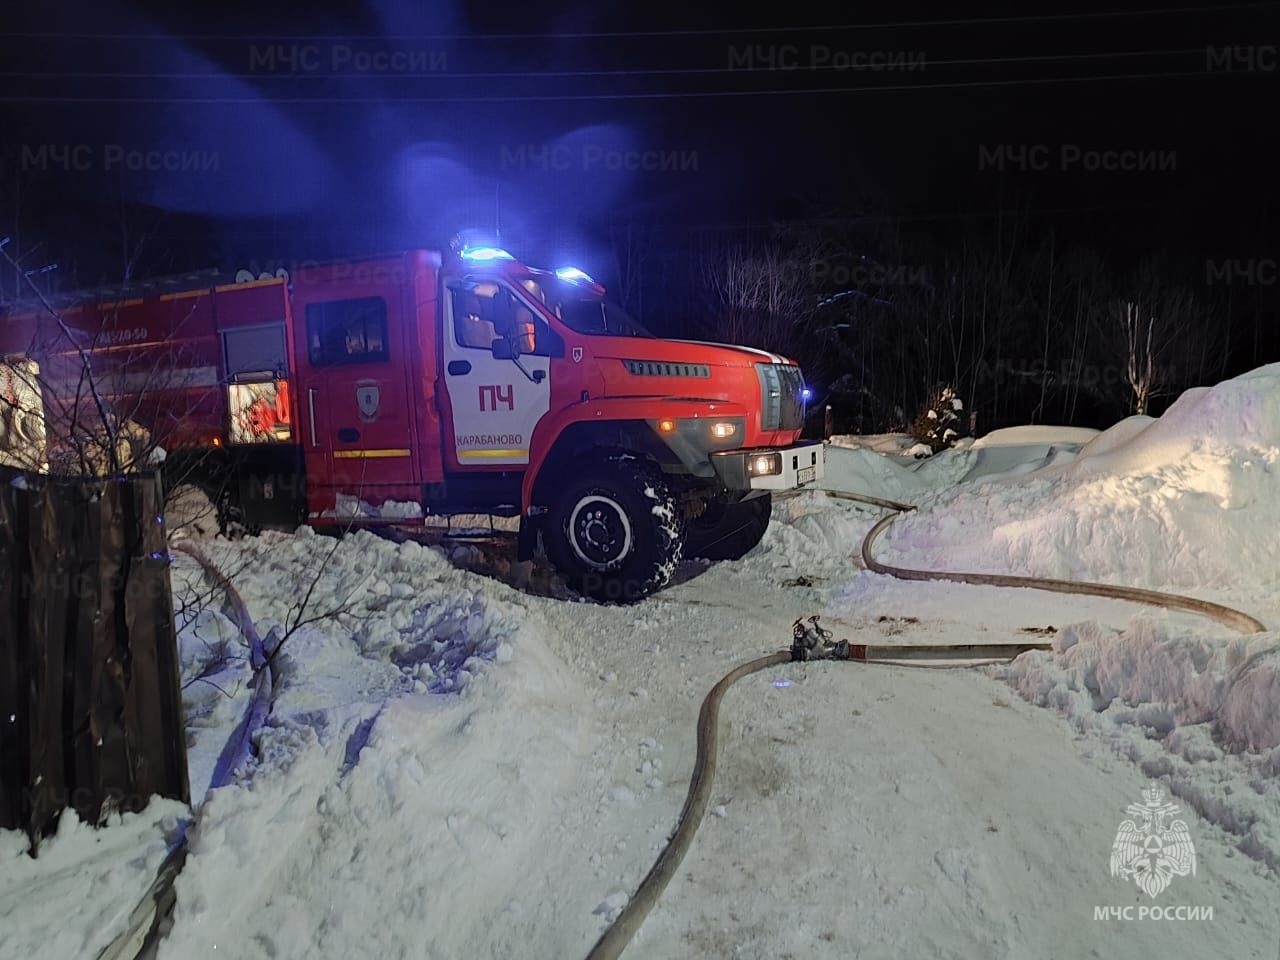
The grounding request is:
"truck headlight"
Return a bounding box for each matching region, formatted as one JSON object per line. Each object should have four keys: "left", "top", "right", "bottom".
{"left": 710, "top": 421, "right": 737, "bottom": 439}
{"left": 747, "top": 452, "right": 781, "bottom": 476}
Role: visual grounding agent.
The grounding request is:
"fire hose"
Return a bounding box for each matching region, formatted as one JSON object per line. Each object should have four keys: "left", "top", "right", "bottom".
{"left": 585, "top": 491, "right": 1266, "bottom": 960}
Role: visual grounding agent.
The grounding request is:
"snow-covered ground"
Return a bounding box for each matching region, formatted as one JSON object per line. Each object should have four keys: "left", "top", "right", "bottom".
{"left": 5, "top": 368, "right": 1280, "bottom": 959}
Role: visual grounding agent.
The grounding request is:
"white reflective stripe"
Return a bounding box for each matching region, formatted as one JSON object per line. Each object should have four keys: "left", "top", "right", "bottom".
{"left": 666, "top": 339, "right": 788, "bottom": 364}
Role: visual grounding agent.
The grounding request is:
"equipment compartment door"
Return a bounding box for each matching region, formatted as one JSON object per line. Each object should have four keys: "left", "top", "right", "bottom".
{"left": 294, "top": 293, "right": 418, "bottom": 505}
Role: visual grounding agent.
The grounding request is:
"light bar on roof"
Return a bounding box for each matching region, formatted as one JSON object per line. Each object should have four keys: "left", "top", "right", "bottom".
{"left": 460, "top": 246, "right": 514, "bottom": 262}
{"left": 554, "top": 266, "right": 594, "bottom": 284}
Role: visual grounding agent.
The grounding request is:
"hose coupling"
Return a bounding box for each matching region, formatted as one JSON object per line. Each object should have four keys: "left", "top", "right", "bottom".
{"left": 791, "top": 615, "right": 833, "bottom": 661}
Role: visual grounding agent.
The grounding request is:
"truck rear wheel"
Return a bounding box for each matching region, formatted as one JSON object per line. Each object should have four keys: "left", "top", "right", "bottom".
{"left": 545, "top": 460, "right": 685, "bottom": 603}
{"left": 686, "top": 494, "right": 772, "bottom": 561}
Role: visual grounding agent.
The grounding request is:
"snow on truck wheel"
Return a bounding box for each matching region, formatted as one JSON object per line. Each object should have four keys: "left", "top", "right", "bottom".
{"left": 546, "top": 460, "right": 685, "bottom": 603}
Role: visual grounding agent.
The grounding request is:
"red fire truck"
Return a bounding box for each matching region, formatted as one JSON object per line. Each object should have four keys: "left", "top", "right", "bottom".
{"left": 1, "top": 241, "right": 824, "bottom": 600}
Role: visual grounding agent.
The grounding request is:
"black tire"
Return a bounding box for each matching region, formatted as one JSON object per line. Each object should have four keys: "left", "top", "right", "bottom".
{"left": 545, "top": 460, "right": 685, "bottom": 603}
{"left": 686, "top": 494, "right": 772, "bottom": 561}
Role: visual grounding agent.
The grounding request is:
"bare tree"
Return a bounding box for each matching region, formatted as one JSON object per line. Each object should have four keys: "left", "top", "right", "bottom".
{"left": 697, "top": 236, "right": 816, "bottom": 352}
{"left": 1118, "top": 301, "right": 1161, "bottom": 415}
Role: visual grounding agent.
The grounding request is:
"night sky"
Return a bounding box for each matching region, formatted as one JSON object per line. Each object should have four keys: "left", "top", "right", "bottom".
{"left": 1, "top": 0, "right": 1276, "bottom": 288}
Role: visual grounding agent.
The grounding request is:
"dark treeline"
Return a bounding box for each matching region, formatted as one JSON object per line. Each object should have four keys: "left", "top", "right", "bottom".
{"left": 607, "top": 205, "right": 1280, "bottom": 437}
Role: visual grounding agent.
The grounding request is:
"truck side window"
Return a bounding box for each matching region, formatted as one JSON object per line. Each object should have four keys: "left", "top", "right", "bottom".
{"left": 449, "top": 281, "right": 560, "bottom": 357}
{"left": 224, "top": 324, "right": 287, "bottom": 380}
{"left": 451, "top": 286, "right": 502, "bottom": 350}
{"left": 305, "top": 297, "right": 389, "bottom": 365}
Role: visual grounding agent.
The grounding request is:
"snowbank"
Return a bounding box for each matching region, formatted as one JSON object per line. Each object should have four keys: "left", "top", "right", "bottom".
{"left": 864, "top": 366, "right": 1280, "bottom": 869}
{"left": 819, "top": 444, "right": 933, "bottom": 500}
{"left": 819, "top": 441, "right": 974, "bottom": 501}
{"left": 1012, "top": 618, "right": 1280, "bottom": 752}
{"left": 166, "top": 484, "right": 220, "bottom": 540}
{"left": 998, "top": 618, "right": 1280, "bottom": 868}
{"left": 321, "top": 492, "right": 425, "bottom": 519}
{"left": 969, "top": 424, "right": 1101, "bottom": 448}
{"left": 880, "top": 364, "right": 1280, "bottom": 601}
{"left": 961, "top": 424, "right": 1099, "bottom": 482}
{"left": 156, "top": 529, "right": 598, "bottom": 959}
{"left": 1073, "top": 366, "right": 1280, "bottom": 477}
{"left": 0, "top": 800, "right": 188, "bottom": 958}
{"left": 826, "top": 432, "right": 919, "bottom": 455}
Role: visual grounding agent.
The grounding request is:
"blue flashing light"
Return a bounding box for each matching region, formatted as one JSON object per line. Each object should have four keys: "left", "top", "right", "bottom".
{"left": 460, "top": 246, "right": 514, "bottom": 262}
{"left": 801, "top": 387, "right": 813, "bottom": 400}
{"left": 555, "top": 266, "right": 594, "bottom": 284}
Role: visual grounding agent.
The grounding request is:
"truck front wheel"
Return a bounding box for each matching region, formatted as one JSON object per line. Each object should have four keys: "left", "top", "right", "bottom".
{"left": 545, "top": 460, "right": 685, "bottom": 603}
{"left": 685, "top": 494, "right": 772, "bottom": 561}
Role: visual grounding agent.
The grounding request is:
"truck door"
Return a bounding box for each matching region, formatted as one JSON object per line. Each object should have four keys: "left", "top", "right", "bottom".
{"left": 294, "top": 292, "right": 418, "bottom": 506}
{"left": 442, "top": 278, "right": 552, "bottom": 467}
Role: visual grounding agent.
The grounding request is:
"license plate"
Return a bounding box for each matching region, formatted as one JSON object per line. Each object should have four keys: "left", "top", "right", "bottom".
{"left": 796, "top": 466, "right": 816, "bottom": 486}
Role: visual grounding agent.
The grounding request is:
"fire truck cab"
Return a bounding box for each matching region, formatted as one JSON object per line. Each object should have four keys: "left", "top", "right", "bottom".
{"left": 2, "top": 241, "right": 824, "bottom": 601}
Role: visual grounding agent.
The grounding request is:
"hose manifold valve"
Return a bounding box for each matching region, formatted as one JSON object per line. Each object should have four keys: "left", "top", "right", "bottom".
{"left": 791, "top": 615, "right": 854, "bottom": 661}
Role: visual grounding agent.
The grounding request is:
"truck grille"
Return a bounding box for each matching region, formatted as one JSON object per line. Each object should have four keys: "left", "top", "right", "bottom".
{"left": 757, "top": 363, "right": 805, "bottom": 431}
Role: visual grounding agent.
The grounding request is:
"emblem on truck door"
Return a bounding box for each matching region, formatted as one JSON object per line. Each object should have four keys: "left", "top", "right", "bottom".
{"left": 355, "top": 380, "right": 380, "bottom": 422}
{"left": 572, "top": 346, "right": 583, "bottom": 363}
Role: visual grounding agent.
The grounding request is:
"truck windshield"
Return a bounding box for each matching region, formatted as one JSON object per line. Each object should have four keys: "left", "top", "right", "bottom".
{"left": 524, "top": 277, "right": 652, "bottom": 338}
{"left": 555, "top": 297, "right": 652, "bottom": 338}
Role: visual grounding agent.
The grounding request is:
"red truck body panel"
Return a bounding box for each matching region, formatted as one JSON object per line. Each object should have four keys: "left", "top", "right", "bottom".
{"left": 1, "top": 248, "right": 810, "bottom": 522}
{"left": 0, "top": 276, "right": 294, "bottom": 452}
{"left": 288, "top": 252, "right": 444, "bottom": 512}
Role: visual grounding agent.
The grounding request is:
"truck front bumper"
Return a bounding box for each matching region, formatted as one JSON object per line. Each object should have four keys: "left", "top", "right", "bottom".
{"left": 709, "top": 441, "right": 825, "bottom": 491}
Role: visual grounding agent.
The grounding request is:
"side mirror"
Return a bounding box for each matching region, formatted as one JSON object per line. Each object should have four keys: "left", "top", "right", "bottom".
{"left": 491, "top": 338, "right": 518, "bottom": 360}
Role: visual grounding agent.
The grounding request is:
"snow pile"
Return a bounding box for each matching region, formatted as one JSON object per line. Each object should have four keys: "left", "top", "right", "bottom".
{"left": 997, "top": 618, "right": 1280, "bottom": 867}
{"left": 762, "top": 431, "right": 1042, "bottom": 577}
{"left": 763, "top": 491, "right": 877, "bottom": 572}
{"left": 961, "top": 424, "right": 1099, "bottom": 482}
{"left": 1008, "top": 618, "right": 1280, "bottom": 752}
{"left": 320, "top": 492, "right": 425, "bottom": 519}
{"left": 192, "top": 529, "right": 522, "bottom": 698}
{"left": 16, "top": 523, "right": 607, "bottom": 960}
{"left": 972, "top": 425, "right": 1102, "bottom": 448}
{"left": 819, "top": 444, "right": 935, "bottom": 501}
{"left": 173, "top": 587, "right": 257, "bottom": 798}
{"left": 819, "top": 440, "right": 975, "bottom": 501}
{"left": 879, "top": 364, "right": 1280, "bottom": 600}
{"left": 165, "top": 484, "right": 220, "bottom": 540}
{"left": 0, "top": 800, "right": 188, "bottom": 958}
{"left": 859, "top": 366, "right": 1280, "bottom": 870}
{"left": 826, "top": 432, "right": 921, "bottom": 455}
{"left": 1073, "top": 366, "right": 1280, "bottom": 478}
{"left": 158, "top": 533, "right": 593, "bottom": 960}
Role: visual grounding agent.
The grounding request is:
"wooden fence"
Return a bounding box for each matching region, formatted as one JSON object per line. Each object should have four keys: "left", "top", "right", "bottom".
{"left": 0, "top": 468, "right": 189, "bottom": 853}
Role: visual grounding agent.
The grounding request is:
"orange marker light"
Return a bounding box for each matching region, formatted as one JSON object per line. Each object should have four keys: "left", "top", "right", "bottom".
{"left": 657, "top": 419, "right": 676, "bottom": 433}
